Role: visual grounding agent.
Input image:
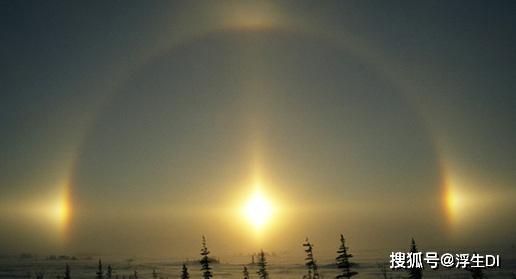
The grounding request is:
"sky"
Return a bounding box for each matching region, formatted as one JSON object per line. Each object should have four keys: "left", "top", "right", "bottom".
{"left": 0, "top": 1, "right": 515, "bottom": 260}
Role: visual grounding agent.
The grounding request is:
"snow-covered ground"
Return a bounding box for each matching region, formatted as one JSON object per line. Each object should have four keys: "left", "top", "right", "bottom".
{"left": 1, "top": 253, "right": 515, "bottom": 279}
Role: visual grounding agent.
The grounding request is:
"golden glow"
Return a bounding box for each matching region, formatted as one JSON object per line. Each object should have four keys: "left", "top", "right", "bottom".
{"left": 443, "top": 170, "right": 473, "bottom": 228}
{"left": 443, "top": 172, "right": 479, "bottom": 228}
{"left": 221, "top": 2, "right": 280, "bottom": 30}
{"left": 445, "top": 186, "right": 463, "bottom": 222}
{"left": 49, "top": 183, "right": 72, "bottom": 239}
{"left": 443, "top": 171, "right": 502, "bottom": 227}
{"left": 242, "top": 190, "right": 274, "bottom": 230}
{"left": 0, "top": 180, "right": 73, "bottom": 246}
{"left": 53, "top": 192, "right": 71, "bottom": 228}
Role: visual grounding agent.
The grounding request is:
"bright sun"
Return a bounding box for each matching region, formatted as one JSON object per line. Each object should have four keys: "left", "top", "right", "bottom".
{"left": 243, "top": 191, "right": 273, "bottom": 230}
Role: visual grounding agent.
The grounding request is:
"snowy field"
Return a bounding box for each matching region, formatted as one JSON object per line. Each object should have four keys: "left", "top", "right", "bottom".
{"left": 1, "top": 251, "right": 515, "bottom": 279}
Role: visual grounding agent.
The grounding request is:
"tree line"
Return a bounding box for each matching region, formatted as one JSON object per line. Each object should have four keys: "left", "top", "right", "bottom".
{"left": 36, "top": 236, "right": 484, "bottom": 279}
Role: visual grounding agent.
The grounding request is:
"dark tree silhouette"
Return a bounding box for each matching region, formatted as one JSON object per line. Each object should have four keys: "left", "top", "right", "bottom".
{"left": 336, "top": 234, "right": 358, "bottom": 279}
{"left": 133, "top": 270, "right": 138, "bottom": 279}
{"left": 181, "top": 264, "right": 190, "bottom": 279}
{"left": 408, "top": 238, "right": 422, "bottom": 279}
{"left": 36, "top": 272, "right": 44, "bottom": 279}
{"left": 96, "top": 259, "right": 104, "bottom": 279}
{"left": 64, "top": 263, "right": 71, "bottom": 279}
{"left": 200, "top": 235, "right": 213, "bottom": 279}
{"left": 243, "top": 265, "right": 250, "bottom": 279}
{"left": 106, "top": 265, "right": 113, "bottom": 279}
{"left": 378, "top": 263, "right": 390, "bottom": 279}
{"left": 466, "top": 253, "right": 484, "bottom": 279}
{"left": 257, "top": 250, "right": 268, "bottom": 279}
{"left": 303, "top": 238, "right": 320, "bottom": 279}
{"left": 152, "top": 268, "right": 158, "bottom": 279}
{"left": 466, "top": 266, "right": 484, "bottom": 279}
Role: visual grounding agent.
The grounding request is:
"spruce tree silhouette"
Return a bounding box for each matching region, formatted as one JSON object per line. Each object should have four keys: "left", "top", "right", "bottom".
{"left": 152, "top": 269, "right": 159, "bottom": 279}
{"left": 303, "top": 238, "right": 320, "bottom": 279}
{"left": 64, "top": 263, "right": 71, "bottom": 279}
{"left": 408, "top": 238, "right": 422, "bottom": 279}
{"left": 200, "top": 235, "right": 213, "bottom": 278}
{"left": 181, "top": 264, "right": 190, "bottom": 279}
{"left": 243, "top": 265, "right": 250, "bottom": 279}
{"left": 96, "top": 259, "right": 104, "bottom": 279}
{"left": 336, "top": 234, "right": 358, "bottom": 279}
{"left": 466, "top": 252, "right": 484, "bottom": 279}
{"left": 466, "top": 266, "right": 484, "bottom": 279}
{"left": 378, "top": 263, "right": 390, "bottom": 279}
{"left": 106, "top": 265, "right": 113, "bottom": 279}
{"left": 257, "top": 250, "right": 269, "bottom": 279}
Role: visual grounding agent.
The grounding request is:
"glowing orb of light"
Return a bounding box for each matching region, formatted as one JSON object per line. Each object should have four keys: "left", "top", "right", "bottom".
{"left": 242, "top": 191, "right": 274, "bottom": 230}
{"left": 51, "top": 189, "right": 71, "bottom": 232}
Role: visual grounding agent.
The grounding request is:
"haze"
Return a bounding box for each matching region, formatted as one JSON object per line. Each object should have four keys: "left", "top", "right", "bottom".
{"left": 0, "top": 1, "right": 515, "bottom": 260}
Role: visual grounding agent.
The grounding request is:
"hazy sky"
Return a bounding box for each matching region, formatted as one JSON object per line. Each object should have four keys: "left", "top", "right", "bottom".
{"left": 1, "top": 1, "right": 515, "bottom": 259}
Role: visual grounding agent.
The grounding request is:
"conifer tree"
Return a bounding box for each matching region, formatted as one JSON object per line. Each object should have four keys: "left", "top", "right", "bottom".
{"left": 243, "top": 265, "right": 250, "bottom": 279}
{"left": 408, "top": 239, "right": 422, "bottom": 279}
{"left": 257, "top": 250, "right": 268, "bottom": 279}
{"left": 336, "top": 234, "right": 357, "bottom": 279}
{"left": 200, "top": 235, "right": 213, "bottom": 279}
{"left": 96, "top": 259, "right": 104, "bottom": 279}
{"left": 64, "top": 263, "right": 71, "bottom": 279}
{"left": 378, "top": 263, "right": 389, "bottom": 279}
{"left": 106, "top": 265, "right": 113, "bottom": 279}
{"left": 466, "top": 266, "right": 484, "bottom": 279}
{"left": 181, "top": 264, "right": 190, "bottom": 279}
{"left": 303, "top": 238, "right": 320, "bottom": 279}
{"left": 466, "top": 252, "right": 483, "bottom": 279}
{"left": 152, "top": 269, "right": 158, "bottom": 279}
